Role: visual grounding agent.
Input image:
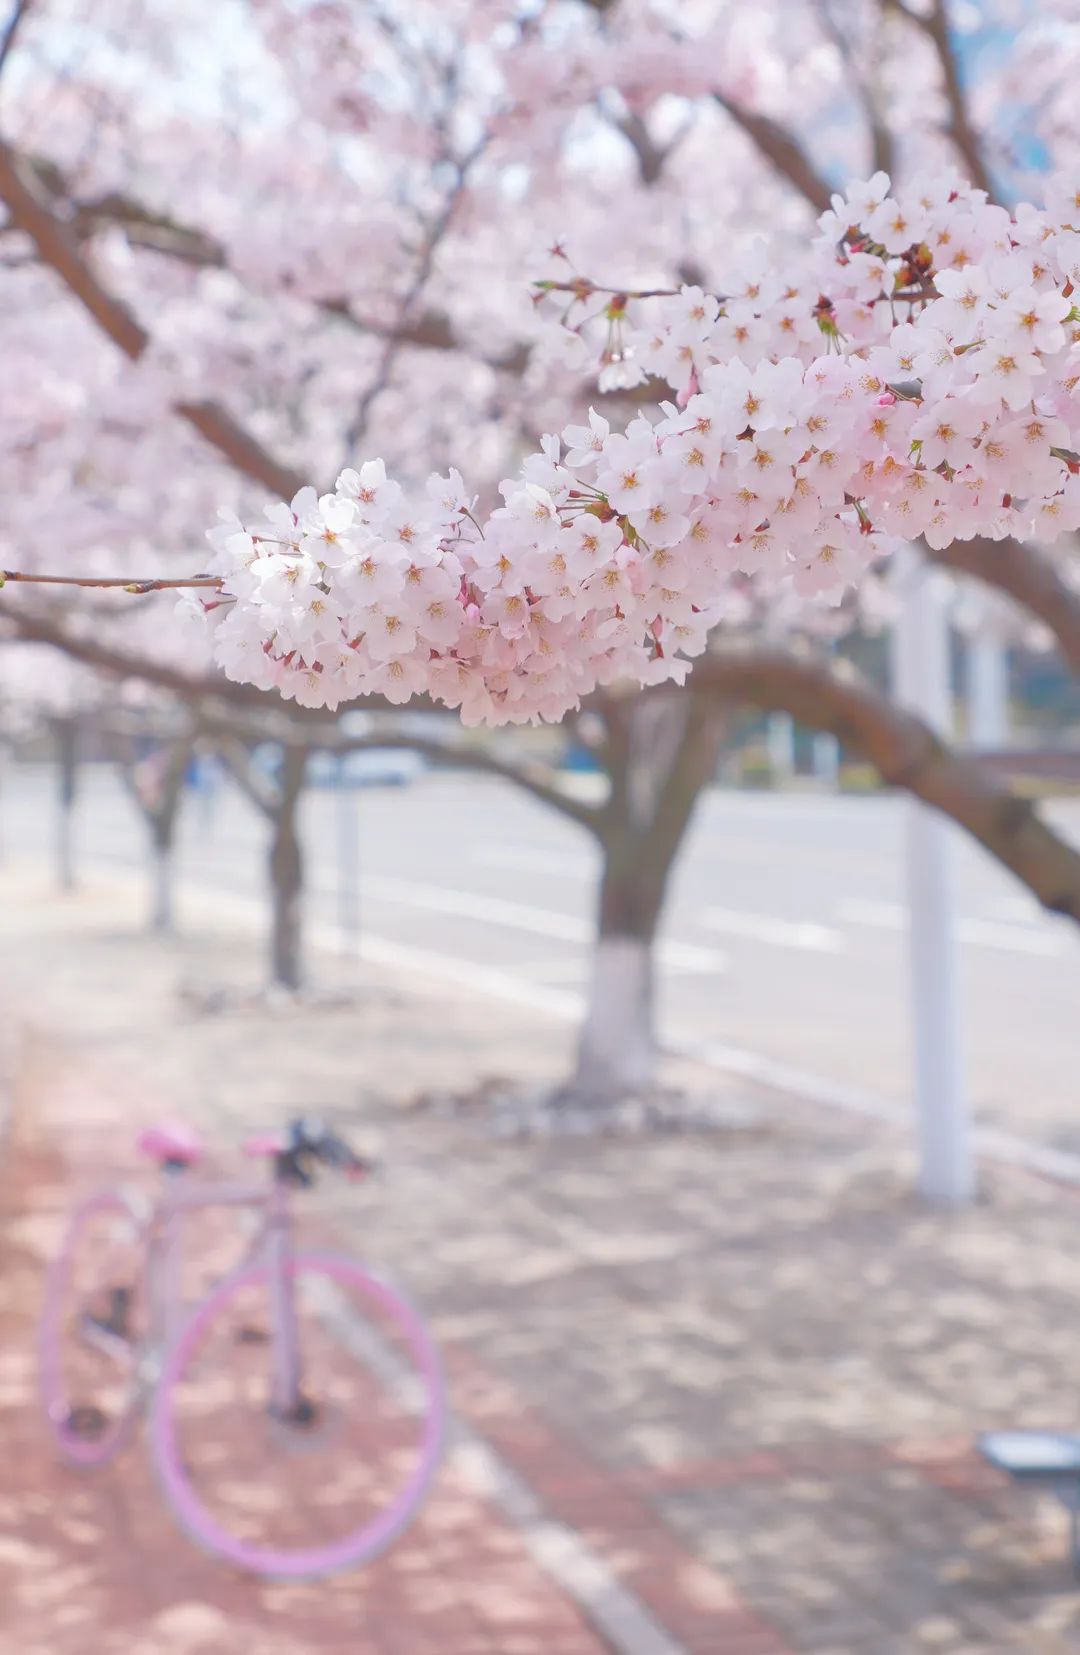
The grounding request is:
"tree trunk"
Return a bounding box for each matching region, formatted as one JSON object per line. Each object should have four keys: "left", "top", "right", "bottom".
{"left": 575, "top": 839, "right": 665, "bottom": 1098}
{"left": 119, "top": 732, "right": 195, "bottom": 934}
{"left": 153, "top": 736, "right": 194, "bottom": 933}
{"left": 53, "top": 717, "right": 78, "bottom": 891}
{"left": 148, "top": 841, "right": 173, "bottom": 932}
{"left": 572, "top": 694, "right": 725, "bottom": 1103}
{"left": 269, "top": 745, "right": 307, "bottom": 991}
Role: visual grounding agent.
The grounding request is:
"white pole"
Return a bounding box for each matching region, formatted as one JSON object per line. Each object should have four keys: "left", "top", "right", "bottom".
{"left": 337, "top": 769, "right": 360, "bottom": 955}
{"left": 766, "top": 712, "right": 796, "bottom": 783}
{"left": 965, "top": 631, "right": 1009, "bottom": 750}
{"left": 812, "top": 732, "right": 840, "bottom": 788}
{"left": 890, "top": 548, "right": 974, "bottom": 1206}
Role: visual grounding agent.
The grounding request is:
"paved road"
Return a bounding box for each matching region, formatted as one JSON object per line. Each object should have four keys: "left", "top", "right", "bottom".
{"left": 5, "top": 763, "right": 1079, "bottom": 1150}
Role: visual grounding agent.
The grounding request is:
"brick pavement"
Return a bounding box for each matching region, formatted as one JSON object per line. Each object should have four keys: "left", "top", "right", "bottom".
{"left": 4, "top": 863, "right": 1080, "bottom": 1651}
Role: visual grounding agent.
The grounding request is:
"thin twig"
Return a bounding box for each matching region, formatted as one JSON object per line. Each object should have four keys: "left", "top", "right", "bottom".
{"left": 340, "top": 129, "right": 489, "bottom": 461}
{"left": 1, "top": 570, "right": 222, "bottom": 592}
{"left": 535, "top": 279, "right": 681, "bottom": 302}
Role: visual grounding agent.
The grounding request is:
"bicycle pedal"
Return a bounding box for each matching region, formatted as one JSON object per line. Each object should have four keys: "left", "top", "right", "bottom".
{"left": 273, "top": 1394, "right": 320, "bottom": 1429}
{"left": 235, "top": 1324, "right": 270, "bottom": 1345}
{"left": 67, "top": 1404, "right": 109, "bottom": 1439}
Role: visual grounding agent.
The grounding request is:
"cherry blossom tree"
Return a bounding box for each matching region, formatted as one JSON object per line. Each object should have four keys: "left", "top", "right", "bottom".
{"left": 108, "top": 713, "right": 198, "bottom": 932}
{"left": 2, "top": 0, "right": 1080, "bottom": 1103}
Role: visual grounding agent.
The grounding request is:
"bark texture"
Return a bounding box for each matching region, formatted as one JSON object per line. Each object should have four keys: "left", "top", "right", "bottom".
{"left": 269, "top": 745, "right": 308, "bottom": 991}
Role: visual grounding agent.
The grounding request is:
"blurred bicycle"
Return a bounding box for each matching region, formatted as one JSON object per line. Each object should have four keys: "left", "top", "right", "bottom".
{"left": 39, "top": 1116, "right": 446, "bottom": 1579}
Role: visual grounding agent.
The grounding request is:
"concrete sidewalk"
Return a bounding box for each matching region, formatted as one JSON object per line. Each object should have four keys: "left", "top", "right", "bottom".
{"left": 3, "top": 862, "right": 1080, "bottom": 1652}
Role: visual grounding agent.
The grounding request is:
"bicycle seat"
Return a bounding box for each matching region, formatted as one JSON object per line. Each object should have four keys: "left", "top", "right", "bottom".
{"left": 136, "top": 1120, "right": 204, "bottom": 1167}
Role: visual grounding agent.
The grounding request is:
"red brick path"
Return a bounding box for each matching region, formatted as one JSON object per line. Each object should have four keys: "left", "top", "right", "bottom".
{"left": 0, "top": 1110, "right": 799, "bottom": 1654}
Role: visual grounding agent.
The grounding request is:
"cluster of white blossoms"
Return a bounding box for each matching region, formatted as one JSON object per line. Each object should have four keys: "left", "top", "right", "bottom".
{"left": 194, "top": 172, "right": 1080, "bottom": 724}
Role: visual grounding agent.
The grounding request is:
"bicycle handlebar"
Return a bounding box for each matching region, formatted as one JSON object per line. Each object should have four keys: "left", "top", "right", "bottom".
{"left": 281, "top": 1116, "right": 374, "bottom": 1184}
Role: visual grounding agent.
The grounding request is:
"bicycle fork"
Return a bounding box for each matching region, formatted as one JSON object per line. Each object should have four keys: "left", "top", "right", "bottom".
{"left": 267, "top": 1194, "right": 305, "bottom": 1420}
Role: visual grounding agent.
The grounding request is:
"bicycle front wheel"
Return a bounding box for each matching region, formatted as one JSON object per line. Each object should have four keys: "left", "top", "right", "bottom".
{"left": 150, "top": 1251, "right": 446, "bottom": 1578}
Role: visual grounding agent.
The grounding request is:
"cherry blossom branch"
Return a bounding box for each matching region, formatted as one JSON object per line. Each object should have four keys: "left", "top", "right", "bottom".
{"left": 923, "top": 0, "right": 995, "bottom": 199}
{"left": 3, "top": 608, "right": 444, "bottom": 734}
{"left": 812, "top": 0, "right": 895, "bottom": 178}
{"left": 22, "top": 154, "right": 226, "bottom": 268}
{"left": 202, "top": 710, "right": 605, "bottom": 834}
{"left": 882, "top": 0, "right": 994, "bottom": 197}
{"left": 2, "top": 607, "right": 261, "bottom": 705}
{"left": 607, "top": 107, "right": 669, "bottom": 188}
{"left": 346, "top": 736, "right": 605, "bottom": 833}
{"left": 9, "top": 607, "right": 1079, "bottom": 919}
{"left": 18, "top": 156, "right": 531, "bottom": 375}
{"left": 0, "top": 141, "right": 307, "bottom": 502}
{"left": 1, "top": 570, "right": 222, "bottom": 593}
{"left": 215, "top": 735, "right": 280, "bottom": 820}
{"left": 534, "top": 278, "right": 680, "bottom": 303}
{"left": 691, "top": 646, "right": 1080, "bottom": 923}
{"left": 340, "top": 130, "right": 489, "bottom": 458}
{"left": 711, "top": 93, "right": 832, "bottom": 215}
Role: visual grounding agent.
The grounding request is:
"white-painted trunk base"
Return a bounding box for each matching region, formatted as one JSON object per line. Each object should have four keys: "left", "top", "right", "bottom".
{"left": 575, "top": 937, "right": 656, "bottom": 1098}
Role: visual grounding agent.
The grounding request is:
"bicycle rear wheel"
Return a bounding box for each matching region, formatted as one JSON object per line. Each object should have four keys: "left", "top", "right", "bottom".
{"left": 150, "top": 1251, "right": 446, "bottom": 1578}
{"left": 39, "top": 1189, "right": 148, "bottom": 1466}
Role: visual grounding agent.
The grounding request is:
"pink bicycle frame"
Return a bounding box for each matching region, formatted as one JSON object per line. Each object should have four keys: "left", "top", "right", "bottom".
{"left": 150, "top": 1168, "right": 302, "bottom": 1412}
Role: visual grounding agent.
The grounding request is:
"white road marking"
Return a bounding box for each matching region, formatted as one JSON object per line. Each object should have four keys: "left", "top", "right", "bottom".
{"left": 700, "top": 906, "right": 845, "bottom": 953}
{"left": 838, "top": 898, "right": 1070, "bottom": 957}
{"left": 366, "top": 875, "right": 586, "bottom": 942}
{"left": 684, "top": 836, "right": 894, "bottom": 877}
{"left": 988, "top": 895, "right": 1048, "bottom": 924}
{"left": 348, "top": 932, "right": 581, "bottom": 1021}
{"left": 700, "top": 796, "right": 890, "bottom": 819}
{"left": 514, "top": 958, "right": 589, "bottom": 984}
{"left": 363, "top": 875, "right": 729, "bottom": 975}
{"left": 675, "top": 1037, "right": 904, "bottom": 1123}
{"left": 472, "top": 845, "right": 593, "bottom": 879}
